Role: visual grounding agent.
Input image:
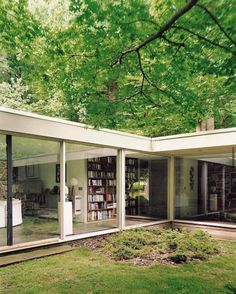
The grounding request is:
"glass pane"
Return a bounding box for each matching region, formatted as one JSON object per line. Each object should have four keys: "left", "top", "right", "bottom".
{"left": 175, "top": 151, "right": 236, "bottom": 225}
{"left": 66, "top": 142, "right": 118, "bottom": 236}
{"left": 125, "top": 151, "right": 168, "bottom": 227}
{"left": 12, "top": 136, "right": 60, "bottom": 245}
{"left": 0, "top": 134, "right": 7, "bottom": 247}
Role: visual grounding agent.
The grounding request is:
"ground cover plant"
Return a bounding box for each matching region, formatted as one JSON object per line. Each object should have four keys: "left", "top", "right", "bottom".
{"left": 0, "top": 238, "right": 236, "bottom": 294}
{"left": 70, "top": 228, "right": 222, "bottom": 266}
{"left": 100, "top": 228, "right": 221, "bottom": 265}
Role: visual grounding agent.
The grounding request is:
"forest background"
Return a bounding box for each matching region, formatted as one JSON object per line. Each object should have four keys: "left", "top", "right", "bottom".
{"left": 0, "top": 0, "right": 235, "bottom": 136}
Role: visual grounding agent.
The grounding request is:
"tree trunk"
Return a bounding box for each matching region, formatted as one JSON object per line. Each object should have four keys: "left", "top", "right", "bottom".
{"left": 196, "top": 117, "right": 215, "bottom": 131}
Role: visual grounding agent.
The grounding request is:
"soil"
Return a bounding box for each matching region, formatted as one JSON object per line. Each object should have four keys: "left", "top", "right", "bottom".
{"left": 69, "top": 234, "right": 177, "bottom": 266}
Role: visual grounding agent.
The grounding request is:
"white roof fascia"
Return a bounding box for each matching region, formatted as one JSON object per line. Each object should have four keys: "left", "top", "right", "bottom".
{"left": 1, "top": 107, "right": 236, "bottom": 155}
{"left": 0, "top": 107, "right": 151, "bottom": 152}
{"left": 151, "top": 128, "right": 236, "bottom": 153}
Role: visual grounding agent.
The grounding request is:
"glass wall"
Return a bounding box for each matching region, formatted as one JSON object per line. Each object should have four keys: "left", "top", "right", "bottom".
{"left": 66, "top": 142, "right": 118, "bottom": 236}
{"left": 0, "top": 134, "right": 7, "bottom": 246}
{"left": 125, "top": 152, "right": 168, "bottom": 227}
{"left": 12, "top": 136, "right": 60, "bottom": 245}
{"left": 175, "top": 151, "right": 236, "bottom": 225}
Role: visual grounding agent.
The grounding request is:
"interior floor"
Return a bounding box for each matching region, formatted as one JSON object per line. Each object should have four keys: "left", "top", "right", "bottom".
{"left": 186, "top": 210, "right": 236, "bottom": 223}
{"left": 0, "top": 216, "right": 161, "bottom": 247}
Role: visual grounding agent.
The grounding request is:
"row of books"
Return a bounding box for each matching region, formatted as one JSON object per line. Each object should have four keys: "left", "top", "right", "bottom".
{"left": 126, "top": 172, "right": 137, "bottom": 180}
{"left": 88, "top": 171, "right": 115, "bottom": 178}
{"left": 88, "top": 210, "right": 115, "bottom": 221}
{"left": 126, "top": 199, "right": 136, "bottom": 207}
{"left": 88, "top": 158, "right": 100, "bottom": 162}
{"left": 88, "top": 156, "right": 114, "bottom": 164}
{"left": 89, "top": 157, "right": 135, "bottom": 165}
{"left": 107, "top": 179, "right": 116, "bottom": 186}
{"left": 126, "top": 166, "right": 136, "bottom": 172}
{"left": 88, "top": 163, "right": 102, "bottom": 170}
{"left": 106, "top": 193, "right": 116, "bottom": 202}
{"left": 88, "top": 202, "right": 107, "bottom": 210}
{"left": 126, "top": 158, "right": 137, "bottom": 165}
{"left": 88, "top": 194, "right": 105, "bottom": 202}
{"left": 88, "top": 179, "right": 104, "bottom": 186}
{"left": 88, "top": 187, "right": 105, "bottom": 194}
{"left": 88, "top": 179, "right": 116, "bottom": 186}
{"left": 107, "top": 203, "right": 116, "bottom": 208}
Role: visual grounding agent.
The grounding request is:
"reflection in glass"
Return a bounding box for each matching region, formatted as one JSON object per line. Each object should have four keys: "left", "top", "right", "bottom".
{"left": 175, "top": 152, "right": 236, "bottom": 225}
{"left": 125, "top": 152, "right": 168, "bottom": 227}
{"left": 12, "top": 136, "right": 60, "bottom": 245}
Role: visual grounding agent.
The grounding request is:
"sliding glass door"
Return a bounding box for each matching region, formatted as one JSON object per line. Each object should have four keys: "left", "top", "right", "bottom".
{"left": 125, "top": 151, "right": 168, "bottom": 227}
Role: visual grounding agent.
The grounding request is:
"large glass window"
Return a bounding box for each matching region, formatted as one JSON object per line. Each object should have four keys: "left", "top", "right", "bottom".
{"left": 11, "top": 136, "right": 60, "bottom": 245}
{"left": 0, "top": 134, "right": 7, "bottom": 246}
{"left": 66, "top": 142, "right": 118, "bottom": 236}
{"left": 125, "top": 152, "right": 168, "bottom": 227}
{"left": 175, "top": 150, "right": 236, "bottom": 225}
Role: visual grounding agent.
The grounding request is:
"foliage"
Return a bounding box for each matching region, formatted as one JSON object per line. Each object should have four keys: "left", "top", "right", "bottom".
{"left": 156, "top": 229, "right": 220, "bottom": 263}
{"left": 104, "top": 228, "right": 159, "bottom": 260}
{"left": 103, "top": 228, "right": 221, "bottom": 263}
{"left": 0, "top": 77, "right": 35, "bottom": 110}
{"left": 0, "top": 0, "right": 235, "bottom": 135}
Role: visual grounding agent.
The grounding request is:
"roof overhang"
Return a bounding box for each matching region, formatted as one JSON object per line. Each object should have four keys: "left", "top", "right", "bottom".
{"left": 151, "top": 129, "right": 236, "bottom": 156}
{"left": 0, "top": 107, "right": 236, "bottom": 155}
{"left": 0, "top": 107, "right": 150, "bottom": 152}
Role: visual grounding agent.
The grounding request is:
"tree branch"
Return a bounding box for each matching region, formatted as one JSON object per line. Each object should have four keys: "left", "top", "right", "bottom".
{"left": 171, "top": 25, "right": 235, "bottom": 54}
{"left": 162, "top": 35, "right": 185, "bottom": 48}
{"left": 111, "top": 0, "right": 198, "bottom": 67}
{"left": 136, "top": 51, "right": 180, "bottom": 105}
{"left": 66, "top": 53, "right": 95, "bottom": 61}
{"left": 196, "top": 4, "right": 236, "bottom": 46}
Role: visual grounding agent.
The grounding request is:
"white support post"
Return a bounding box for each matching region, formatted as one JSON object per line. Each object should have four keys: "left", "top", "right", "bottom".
{"left": 117, "top": 149, "right": 125, "bottom": 230}
{"left": 167, "top": 156, "right": 175, "bottom": 221}
{"left": 222, "top": 166, "right": 225, "bottom": 213}
{"left": 59, "top": 141, "right": 66, "bottom": 240}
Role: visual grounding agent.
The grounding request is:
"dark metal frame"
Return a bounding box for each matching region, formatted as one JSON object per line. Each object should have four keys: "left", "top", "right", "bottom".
{"left": 6, "top": 134, "right": 13, "bottom": 246}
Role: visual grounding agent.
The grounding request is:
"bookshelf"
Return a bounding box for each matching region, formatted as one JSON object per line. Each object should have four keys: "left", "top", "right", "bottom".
{"left": 87, "top": 156, "right": 116, "bottom": 222}
{"left": 87, "top": 156, "right": 139, "bottom": 221}
{"left": 125, "top": 158, "right": 138, "bottom": 215}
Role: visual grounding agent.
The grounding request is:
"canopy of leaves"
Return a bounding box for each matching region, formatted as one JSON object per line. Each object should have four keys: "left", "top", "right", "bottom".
{"left": 0, "top": 0, "right": 235, "bottom": 136}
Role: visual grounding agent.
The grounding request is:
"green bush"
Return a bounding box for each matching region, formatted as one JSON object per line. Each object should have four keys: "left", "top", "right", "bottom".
{"left": 156, "top": 229, "right": 220, "bottom": 262}
{"left": 103, "top": 228, "right": 221, "bottom": 263}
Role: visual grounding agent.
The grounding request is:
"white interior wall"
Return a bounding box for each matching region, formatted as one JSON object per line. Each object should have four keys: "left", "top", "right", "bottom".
{"left": 67, "top": 159, "right": 87, "bottom": 222}
{"left": 39, "top": 163, "right": 57, "bottom": 191}
{"left": 175, "top": 158, "right": 198, "bottom": 218}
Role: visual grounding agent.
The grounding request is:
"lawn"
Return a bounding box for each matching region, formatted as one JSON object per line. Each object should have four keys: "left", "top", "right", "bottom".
{"left": 0, "top": 240, "right": 236, "bottom": 294}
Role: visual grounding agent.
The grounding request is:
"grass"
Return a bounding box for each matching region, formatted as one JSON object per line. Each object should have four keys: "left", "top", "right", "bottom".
{"left": 0, "top": 240, "right": 236, "bottom": 294}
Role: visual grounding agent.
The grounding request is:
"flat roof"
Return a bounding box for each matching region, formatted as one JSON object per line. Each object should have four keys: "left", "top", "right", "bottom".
{"left": 0, "top": 107, "right": 236, "bottom": 155}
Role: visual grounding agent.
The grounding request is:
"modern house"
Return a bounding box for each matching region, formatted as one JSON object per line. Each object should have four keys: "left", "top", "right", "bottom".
{"left": 0, "top": 107, "right": 236, "bottom": 252}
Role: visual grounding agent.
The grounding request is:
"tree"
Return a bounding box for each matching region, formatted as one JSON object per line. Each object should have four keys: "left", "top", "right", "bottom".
{"left": 0, "top": 0, "right": 235, "bottom": 135}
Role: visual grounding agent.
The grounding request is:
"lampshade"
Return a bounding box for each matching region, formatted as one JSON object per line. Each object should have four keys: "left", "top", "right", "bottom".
{"left": 70, "top": 177, "right": 78, "bottom": 186}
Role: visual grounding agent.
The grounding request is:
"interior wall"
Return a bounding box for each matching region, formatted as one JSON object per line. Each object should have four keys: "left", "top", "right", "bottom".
{"left": 39, "top": 163, "right": 57, "bottom": 191}
{"left": 175, "top": 158, "right": 198, "bottom": 218}
{"left": 67, "top": 159, "right": 87, "bottom": 222}
{"left": 67, "top": 160, "right": 86, "bottom": 196}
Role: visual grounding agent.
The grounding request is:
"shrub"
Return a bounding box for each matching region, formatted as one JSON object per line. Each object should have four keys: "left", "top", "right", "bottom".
{"left": 103, "top": 228, "right": 221, "bottom": 264}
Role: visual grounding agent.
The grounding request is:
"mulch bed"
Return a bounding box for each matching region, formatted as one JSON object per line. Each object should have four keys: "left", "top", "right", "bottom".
{"left": 68, "top": 234, "right": 177, "bottom": 266}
